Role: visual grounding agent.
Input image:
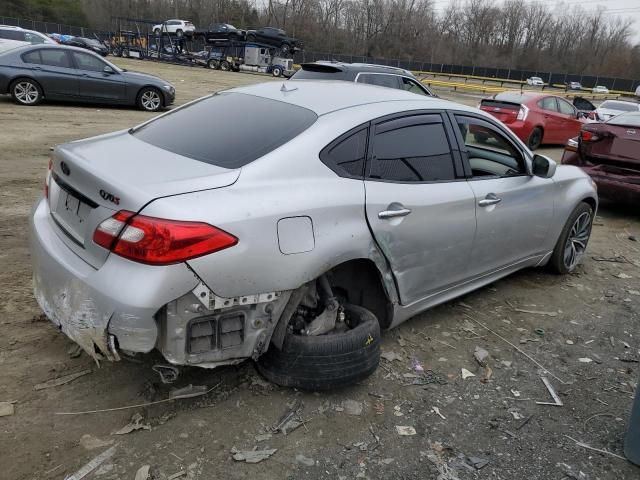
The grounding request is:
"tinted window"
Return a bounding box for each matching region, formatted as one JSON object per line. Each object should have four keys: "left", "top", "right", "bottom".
{"left": 357, "top": 73, "right": 400, "bottom": 89}
{"left": 538, "top": 97, "right": 558, "bottom": 112}
{"left": 22, "top": 50, "right": 41, "bottom": 64}
{"left": 0, "top": 29, "right": 25, "bottom": 41}
{"left": 601, "top": 101, "right": 639, "bottom": 112}
{"left": 607, "top": 111, "right": 640, "bottom": 127}
{"left": 132, "top": 93, "right": 318, "bottom": 169}
{"left": 291, "top": 65, "right": 347, "bottom": 81}
{"left": 400, "top": 77, "right": 429, "bottom": 96}
{"left": 494, "top": 92, "right": 533, "bottom": 103}
{"left": 40, "top": 49, "right": 72, "bottom": 68}
{"left": 23, "top": 32, "right": 46, "bottom": 44}
{"left": 320, "top": 128, "right": 367, "bottom": 178}
{"left": 369, "top": 119, "right": 455, "bottom": 182}
{"left": 557, "top": 98, "right": 576, "bottom": 116}
{"left": 72, "top": 51, "right": 106, "bottom": 72}
{"left": 455, "top": 116, "right": 525, "bottom": 178}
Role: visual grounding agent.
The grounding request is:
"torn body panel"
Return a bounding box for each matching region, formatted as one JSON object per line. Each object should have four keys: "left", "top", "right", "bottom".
{"left": 30, "top": 197, "right": 199, "bottom": 361}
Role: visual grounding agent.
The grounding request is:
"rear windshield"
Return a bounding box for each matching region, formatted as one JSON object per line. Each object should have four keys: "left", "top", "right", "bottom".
{"left": 132, "top": 93, "right": 318, "bottom": 169}
{"left": 492, "top": 92, "right": 533, "bottom": 104}
{"left": 291, "top": 64, "right": 348, "bottom": 81}
{"left": 600, "top": 100, "right": 639, "bottom": 112}
{"left": 606, "top": 112, "right": 640, "bottom": 127}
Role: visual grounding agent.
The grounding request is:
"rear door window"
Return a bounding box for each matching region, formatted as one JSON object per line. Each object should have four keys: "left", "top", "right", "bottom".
{"left": 557, "top": 98, "right": 576, "bottom": 116}
{"left": 132, "top": 93, "right": 318, "bottom": 169}
{"left": 368, "top": 115, "right": 456, "bottom": 183}
{"left": 320, "top": 128, "right": 368, "bottom": 179}
{"left": 538, "top": 97, "right": 558, "bottom": 112}
{"left": 399, "top": 77, "right": 430, "bottom": 96}
{"left": 72, "top": 51, "right": 106, "bottom": 72}
{"left": 22, "top": 49, "right": 41, "bottom": 64}
{"left": 40, "top": 49, "right": 72, "bottom": 68}
{"left": 357, "top": 73, "right": 401, "bottom": 89}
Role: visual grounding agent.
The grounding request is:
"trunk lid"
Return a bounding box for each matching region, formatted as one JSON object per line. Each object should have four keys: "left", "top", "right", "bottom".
{"left": 479, "top": 99, "right": 520, "bottom": 123}
{"left": 49, "top": 130, "right": 240, "bottom": 268}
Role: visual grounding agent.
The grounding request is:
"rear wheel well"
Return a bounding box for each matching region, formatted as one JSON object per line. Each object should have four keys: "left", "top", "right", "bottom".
{"left": 325, "top": 259, "right": 392, "bottom": 329}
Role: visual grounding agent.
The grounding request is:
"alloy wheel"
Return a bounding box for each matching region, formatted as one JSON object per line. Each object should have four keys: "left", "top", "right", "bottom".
{"left": 14, "top": 81, "right": 39, "bottom": 104}
{"left": 563, "top": 211, "right": 591, "bottom": 270}
{"left": 141, "top": 90, "right": 161, "bottom": 111}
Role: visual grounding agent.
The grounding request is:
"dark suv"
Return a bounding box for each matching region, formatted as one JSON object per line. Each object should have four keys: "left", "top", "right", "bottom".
{"left": 245, "top": 27, "right": 302, "bottom": 53}
{"left": 290, "top": 62, "right": 435, "bottom": 97}
{"left": 202, "top": 23, "right": 246, "bottom": 42}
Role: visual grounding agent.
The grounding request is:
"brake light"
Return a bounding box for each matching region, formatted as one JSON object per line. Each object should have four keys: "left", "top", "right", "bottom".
{"left": 44, "top": 155, "right": 52, "bottom": 200}
{"left": 516, "top": 105, "right": 529, "bottom": 121}
{"left": 93, "top": 211, "right": 238, "bottom": 265}
{"left": 580, "top": 130, "right": 600, "bottom": 142}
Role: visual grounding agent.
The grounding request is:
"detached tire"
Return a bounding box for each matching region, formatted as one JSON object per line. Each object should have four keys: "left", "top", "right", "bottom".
{"left": 257, "top": 304, "right": 381, "bottom": 390}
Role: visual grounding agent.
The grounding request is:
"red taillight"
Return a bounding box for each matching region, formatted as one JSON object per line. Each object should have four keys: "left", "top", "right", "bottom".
{"left": 44, "top": 156, "right": 52, "bottom": 200}
{"left": 580, "top": 130, "right": 599, "bottom": 142}
{"left": 93, "top": 211, "right": 238, "bottom": 265}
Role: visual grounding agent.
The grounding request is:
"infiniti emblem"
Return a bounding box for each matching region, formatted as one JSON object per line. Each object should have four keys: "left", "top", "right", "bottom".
{"left": 60, "top": 161, "right": 70, "bottom": 175}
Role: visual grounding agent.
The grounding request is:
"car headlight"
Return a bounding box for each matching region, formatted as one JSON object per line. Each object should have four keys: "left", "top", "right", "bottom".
{"left": 162, "top": 85, "right": 175, "bottom": 94}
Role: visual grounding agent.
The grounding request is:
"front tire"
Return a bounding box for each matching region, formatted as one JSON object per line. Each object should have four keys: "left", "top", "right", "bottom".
{"left": 548, "top": 202, "right": 594, "bottom": 274}
{"left": 220, "top": 60, "right": 231, "bottom": 71}
{"left": 272, "top": 66, "right": 282, "bottom": 77}
{"left": 256, "top": 304, "right": 381, "bottom": 390}
{"left": 527, "top": 127, "right": 543, "bottom": 150}
{"left": 10, "top": 78, "right": 43, "bottom": 106}
{"left": 137, "top": 87, "right": 163, "bottom": 112}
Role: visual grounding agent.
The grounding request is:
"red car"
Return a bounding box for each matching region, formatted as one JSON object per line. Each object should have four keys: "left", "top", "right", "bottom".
{"left": 561, "top": 111, "right": 640, "bottom": 204}
{"left": 480, "top": 92, "right": 594, "bottom": 150}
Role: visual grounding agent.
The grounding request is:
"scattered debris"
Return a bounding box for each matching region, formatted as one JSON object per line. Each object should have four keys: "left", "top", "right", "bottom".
{"left": 410, "top": 369, "right": 448, "bottom": 386}
{"left": 614, "top": 273, "right": 633, "bottom": 279}
{"left": 516, "top": 415, "right": 534, "bottom": 430}
{"left": 432, "top": 406, "right": 446, "bottom": 419}
{"left": 395, "top": 425, "right": 417, "bottom": 436}
{"left": 464, "top": 315, "right": 567, "bottom": 384}
{"left": 534, "top": 328, "right": 545, "bottom": 336}
{"left": 113, "top": 413, "right": 151, "bottom": 435}
{"left": 34, "top": 369, "right": 91, "bottom": 391}
{"left": 563, "top": 435, "right": 626, "bottom": 460}
{"left": 231, "top": 447, "right": 277, "bottom": 463}
{"left": 0, "top": 401, "right": 15, "bottom": 417}
{"left": 514, "top": 308, "right": 558, "bottom": 317}
{"left": 511, "top": 389, "right": 521, "bottom": 398}
{"left": 65, "top": 445, "right": 117, "bottom": 480}
{"left": 566, "top": 340, "right": 575, "bottom": 345}
{"left": 134, "top": 465, "right": 151, "bottom": 480}
{"left": 342, "top": 399, "right": 364, "bottom": 416}
{"left": 473, "top": 346, "right": 489, "bottom": 366}
{"left": 168, "top": 471, "right": 187, "bottom": 480}
{"left": 536, "top": 377, "right": 564, "bottom": 406}
{"left": 79, "top": 434, "right": 114, "bottom": 451}
{"left": 578, "top": 358, "right": 593, "bottom": 363}
{"left": 67, "top": 344, "right": 83, "bottom": 358}
{"left": 556, "top": 462, "right": 589, "bottom": 480}
{"left": 56, "top": 382, "right": 221, "bottom": 415}
{"left": 412, "top": 358, "right": 424, "bottom": 373}
{"left": 461, "top": 368, "right": 476, "bottom": 379}
{"left": 481, "top": 366, "right": 493, "bottom": 383}
{"left": 255, "top": 433, "right": 273, "bottom": 442}
{"left": 274, "top": 399, "right": 304, "bottom": 435}
{"left": 467, "top": 456, "right": 489, "bottom": 470}
{"left": 169, "top": 384, "right": 208, "bottom": 399}
{"left": 509, "top": 409, "right": 525, "bottom": 420}
{"left": 153, "top": 364, "right": 179, "bottom": 384}
{"left": 295, "top": 454, "right": 315, "bottom": 467}
{"left": 381, "top": 351, "right": 402, "bottom": 362}
{"left": 501, "top": 361, "right": 512, "bottom": 368}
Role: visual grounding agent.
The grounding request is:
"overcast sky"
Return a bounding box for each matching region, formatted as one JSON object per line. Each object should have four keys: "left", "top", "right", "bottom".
{"left": 431, "top": 0, "right": 640, "bottom": 43}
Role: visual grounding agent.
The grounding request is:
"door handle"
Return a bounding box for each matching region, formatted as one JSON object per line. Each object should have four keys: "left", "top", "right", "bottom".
{"left": 378, "top": 208, "right": 412, "bottom": 219}
{"left": 478, "top": 193, "right": 502, "bottom": 207}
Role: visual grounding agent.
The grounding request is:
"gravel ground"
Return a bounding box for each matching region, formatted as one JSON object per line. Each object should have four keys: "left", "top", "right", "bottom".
{"left": 0, "top": 58, "right": 638, "bottom": 480}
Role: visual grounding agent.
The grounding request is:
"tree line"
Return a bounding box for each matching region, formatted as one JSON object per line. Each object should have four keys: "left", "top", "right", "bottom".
{"left": 3, "top": 0, "right": 639, "bottom": 78}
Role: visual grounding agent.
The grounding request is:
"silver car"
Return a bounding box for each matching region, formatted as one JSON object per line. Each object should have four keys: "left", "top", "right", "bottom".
{"left": 30, "top": 81, "right": 597, "bottom": 390}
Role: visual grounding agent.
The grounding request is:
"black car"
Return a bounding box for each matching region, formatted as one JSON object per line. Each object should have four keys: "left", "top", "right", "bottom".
{"left": 245, "top": 27, "right": 302, "bottom": 53}
{"left": 202, "top": 23, "right": 245, "bottom": 43}
{"left": 290, "top": 62, "right": 435, "bottom": 97}
{"left": 0, "top": 44, "right": 175, "bottom": 111}
{"left": 62, "top": 37, "right": 109, "bottom": 57}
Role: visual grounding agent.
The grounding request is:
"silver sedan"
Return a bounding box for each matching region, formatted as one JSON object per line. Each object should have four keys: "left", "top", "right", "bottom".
{"left": 30, "top": 81, "right": 597, "bottom": 390}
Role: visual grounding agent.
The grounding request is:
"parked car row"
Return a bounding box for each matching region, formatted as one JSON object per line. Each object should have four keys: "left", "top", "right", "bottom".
{"left": 202, "top": 24, "right": 303, "bottom": 53}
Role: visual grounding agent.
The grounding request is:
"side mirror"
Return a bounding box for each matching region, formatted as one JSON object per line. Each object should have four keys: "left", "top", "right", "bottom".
{"left": 577, "top": 111, "right": 587, "bottom": 119}
{"left": 103, "top": 65, "right": 114, "bottom": 74}
{"left": 532, "top": 154, "right": 557, "bottom": 178}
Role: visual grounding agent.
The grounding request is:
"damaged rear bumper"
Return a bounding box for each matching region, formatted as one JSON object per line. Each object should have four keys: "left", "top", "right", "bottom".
{"left": 29, "top": 197, "right": 198, "bottom": 361}
{"left": 581, "top": 165, "right": 640, "bottom": 204}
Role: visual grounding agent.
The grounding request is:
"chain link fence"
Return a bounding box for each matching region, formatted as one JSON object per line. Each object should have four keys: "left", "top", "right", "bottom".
{"left": 3, "top": 15, "right": 639, "bottom": 93}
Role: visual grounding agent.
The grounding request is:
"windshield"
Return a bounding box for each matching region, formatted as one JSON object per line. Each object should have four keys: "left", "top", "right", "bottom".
{"left": 600, "top": 101, "right": 638, "bottom": 112}
{"left": 132, "top": 93, "right": 318, "bottom": 168}
{"left": 606, "top": 111, "right": 640, "bottom": 127}
{"left": 493, "top": 92, "right": 533, "bottom": 103}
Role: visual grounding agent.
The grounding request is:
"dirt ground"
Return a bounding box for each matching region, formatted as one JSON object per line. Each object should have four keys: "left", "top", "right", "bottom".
{"left": 1, "top": 58, "right": 639, "bottom": 480}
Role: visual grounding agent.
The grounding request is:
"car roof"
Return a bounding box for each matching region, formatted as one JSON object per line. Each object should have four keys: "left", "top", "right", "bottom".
{"left": 303, "top": 61, "right": 413, "bottom": 77}
{"left": 0, "top": 25, "right": 23, "bottom": 30}
{"left": 228, "top": 80, "right": 465, "bottom": 116}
